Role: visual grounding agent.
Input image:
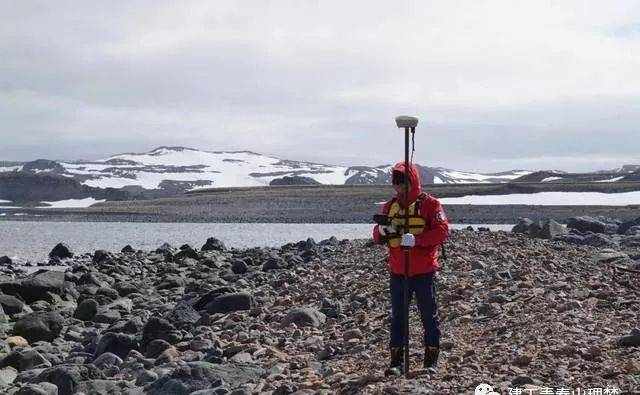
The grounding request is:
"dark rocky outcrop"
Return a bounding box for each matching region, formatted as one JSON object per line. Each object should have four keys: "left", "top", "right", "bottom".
{"left": 269, "top": 176, "right": 321, "bottom": 186}
{"left": 21, "top": 159, "right": 66, "bottom": 174}
{"left": 0, "top": 172, "right": 90, "bottom": 203}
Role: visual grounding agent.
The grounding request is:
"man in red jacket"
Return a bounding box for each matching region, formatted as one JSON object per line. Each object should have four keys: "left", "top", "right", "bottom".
{"left": 373, "top": 161, "right": 449, "bottom": 373}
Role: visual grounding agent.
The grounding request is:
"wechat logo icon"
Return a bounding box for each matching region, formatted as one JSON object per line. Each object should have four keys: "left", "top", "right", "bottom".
{"left": 475, "top": 383, "right": 499, "bottom": 395}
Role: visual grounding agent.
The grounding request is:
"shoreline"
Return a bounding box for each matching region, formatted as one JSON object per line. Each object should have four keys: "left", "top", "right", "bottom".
{"left": 1, "top": 203, "right": 640, "bottom": 224}
{"left": 0, "top": 221, "right": 511, "bottom": 264}
{"left": 3, "top": 182, "right": 640, "bottom": 224}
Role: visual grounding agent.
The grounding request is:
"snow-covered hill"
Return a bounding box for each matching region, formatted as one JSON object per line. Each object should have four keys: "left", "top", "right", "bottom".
{"left": 60, "top": 147, "right": 350, "bottom": 190}
{"left": 1, "top": 146, "right": 536, "bottom": 190}
{"left": 8, "top": 146, "right": 639, "bottom": 191}
{"left": 428, "top": 168, "right": 531, "bottom": 184}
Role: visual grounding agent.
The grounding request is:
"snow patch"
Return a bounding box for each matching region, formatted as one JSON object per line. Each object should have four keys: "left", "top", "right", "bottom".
{"left": 0, "top": 166, "right": 21, "bottom": 172}
{"left": 440, "top": 192, "right": 640, "bottom": 206}
{"left": 39, "top": 198, "right": 106, "bottom": 208}
{"left": 541, "top": 177, "right": 563, "bottom": 182}
{"left": 596, "top": 176, "right": 625, "bottom": 183}
{"left": 440, "top": 170, "right": 530, "bottom": 183}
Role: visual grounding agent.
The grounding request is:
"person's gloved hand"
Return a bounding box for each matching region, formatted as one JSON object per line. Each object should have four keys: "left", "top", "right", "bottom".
{"left": 379, "top": 225, "right": 396, "bottom": 237}
{"left": 401, "top": 233, "right": 415, "bottom": 248}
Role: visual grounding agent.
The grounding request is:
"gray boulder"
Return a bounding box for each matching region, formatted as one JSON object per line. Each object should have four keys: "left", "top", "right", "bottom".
{"left": 0, "top": 349, "right": 51, "bottom": 371}
{"left": 94, "top": 332, "right": 139, "bottom": 359}
{"left": 203, "top": 292, "right": 254, "bottom": 314}
{"left": 231, "top": 259, "right": 248, "bottom": 274}
{"left": 4, "top": 270, "right": 72, "bottom": 304}
{"left": 320, "top": 298, "right": 341, "bottom": 319}
{"left": 175, "top": 246, "right": 199, "bottom": 260}
{"left": 141, "top": 317, "right": 181, "bottom": 348}
{"left": 92, "top": 250, "right": 111, "bottom": 264}
{"left": 15, "top": 383, "right": 59, "bottom": 395}
{"left": 148, "top": 362, "right": 264, "bottom": 395}
{"left": 164, "top": 302, "right": 201, "bottom": 329}
{"left": 14, "top": 311, "right": 64, "bottom": 343}
{"left": 145, "top": 339, "right": 172, "bottom": 359}
{"left": 567, "top": 216, "right": 607, "bottom": 234}
{"left": 36, "top": 364, "right": 105, "bottom": 395}
{"left": 73, "top": 299, "right": 98, "bottom": 321}
{"left": 201, "top": 237, "right": 226, "bottom": 252}
{"left": 48, "top": 243, "right": 73, "bottom": 259}
{"left": 155, "top": 242, "right": 174, "bottom": 254}
{"left": 625, "top": 225, "right": 640, "bottom": 236}
{"left": 262, "top": 257, "right": 283, "bottom": 271}
{"left": 618, "top": 217, "right": 640, "bottom": 235}
{"left": 511, "top": 218, "right": 567, "bottom": 240}
{"left": 93, "top": 309, "right": 121, "bottom": 324}
{"left": 554, "top": 234, "right": 585, "bottom": 245}
{"left": 75, "top": 379, "right": 132, "bottom": 394}
{"left": 511, "top": 218, "right": 534, "bottom": 234}
{"left": 583, "top": 233, "right": 618, "bottom": 248}
{"left": 617, "top": 329, "right": 640, "bottom": 347}
{"left": 92, "top": 352, "right": 123, "bottom": 369}
{"left": 0, "top": 294, "right": 27, "bottom": 315}
{"left": 540, "top": 219, "right": 568, "bottom": 239}
{"left": 282, "top": 307, "right": 326, "bottom": 328}
{"left": 592, "top": 250, "right": 631, "bottom": 265}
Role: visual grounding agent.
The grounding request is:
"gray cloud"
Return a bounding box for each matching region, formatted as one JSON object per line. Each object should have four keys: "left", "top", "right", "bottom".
{"left": 1, "top": 1, "right": 639, "bottom": 172}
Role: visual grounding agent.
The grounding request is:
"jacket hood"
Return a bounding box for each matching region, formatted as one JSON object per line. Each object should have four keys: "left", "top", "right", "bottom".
{"left": 391, "top": 161, "right": 422, "bottom": 205}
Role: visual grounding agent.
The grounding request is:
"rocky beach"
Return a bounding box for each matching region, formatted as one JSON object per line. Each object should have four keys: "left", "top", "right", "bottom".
{"left": 0, "top": 218, "right": 639, "bottom": 394}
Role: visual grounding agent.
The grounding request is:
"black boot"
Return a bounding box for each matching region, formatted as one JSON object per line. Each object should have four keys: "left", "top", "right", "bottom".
{"left": 384, "top": 346, "right": 403, "bottom": 376}
{"left": 423, "top": 346, "right": 439, "bottom": 372}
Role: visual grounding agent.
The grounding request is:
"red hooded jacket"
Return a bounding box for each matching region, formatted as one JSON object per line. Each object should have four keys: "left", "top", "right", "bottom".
{"left": 372, "top": 162, "right": 450, "bottom": 276}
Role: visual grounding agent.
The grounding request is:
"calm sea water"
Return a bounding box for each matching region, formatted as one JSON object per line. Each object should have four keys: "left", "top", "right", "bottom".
{"left": 0, "top": 221, "right": 512, "bottom": 263}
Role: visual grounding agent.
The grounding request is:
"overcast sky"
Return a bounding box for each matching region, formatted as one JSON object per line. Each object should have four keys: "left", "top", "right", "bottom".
{"left": 1, "top": 1, "right": 639, "bottom": 172}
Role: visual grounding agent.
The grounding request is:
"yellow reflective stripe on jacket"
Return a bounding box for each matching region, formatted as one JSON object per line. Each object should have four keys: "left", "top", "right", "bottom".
{"left": 386, "top": 200, "right": 426, "bottom": 248}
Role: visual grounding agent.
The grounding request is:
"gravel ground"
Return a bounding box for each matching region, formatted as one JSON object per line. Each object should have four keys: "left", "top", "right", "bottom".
{"left": 0, "top": 230, "right": 639, "bottom": 394}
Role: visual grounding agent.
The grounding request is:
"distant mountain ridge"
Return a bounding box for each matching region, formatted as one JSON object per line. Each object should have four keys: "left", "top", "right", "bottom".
{"left": 0, "top": 146, "right": 533, "bottom": 190}
{"left": 1, "top": 146, "right": 639, "bottom": 204}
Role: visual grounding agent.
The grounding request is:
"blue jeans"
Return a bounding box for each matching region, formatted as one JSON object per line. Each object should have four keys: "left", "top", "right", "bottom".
{"left": 390, "top": 272, "right": 440, "bottom": 348}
